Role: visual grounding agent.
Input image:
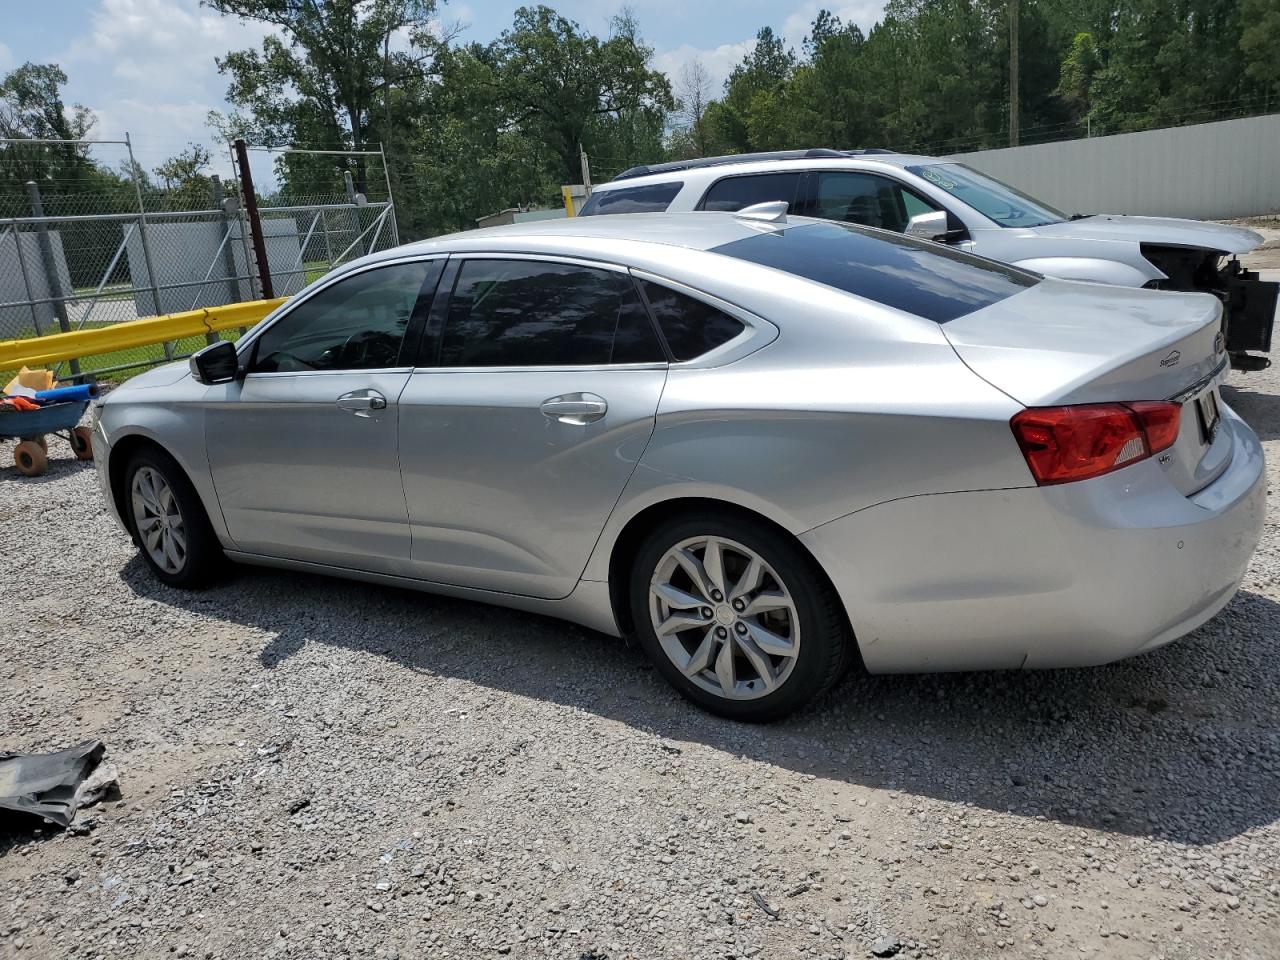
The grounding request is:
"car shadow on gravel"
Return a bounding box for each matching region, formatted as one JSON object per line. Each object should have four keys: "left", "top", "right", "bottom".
{"left": 121, "top": 557, "right": 1280, "bottom": 847}
{"left": 1222, "top": 383, "right": 1280, "bottom": 441}
{"left": 0, "top": 456, "right": 94, "bottom": 486}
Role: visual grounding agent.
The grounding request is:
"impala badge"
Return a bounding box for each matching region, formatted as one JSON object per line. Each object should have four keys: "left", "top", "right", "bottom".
{"left": 1214, "top": 331, "right": 1225, "bottom": 355}
{"left": 1160, "top": 350, "right": 1181, "bottom": 368}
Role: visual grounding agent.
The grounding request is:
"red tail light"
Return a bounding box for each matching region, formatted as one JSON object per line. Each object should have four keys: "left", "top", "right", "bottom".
{"left": 1010, "top": 401, "right": 1182, "bottom": 485}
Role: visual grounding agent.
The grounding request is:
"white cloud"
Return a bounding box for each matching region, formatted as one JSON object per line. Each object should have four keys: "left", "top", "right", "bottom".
{"left": 0, "top": 41, "right": 12, "bottom": 71}
{"left": 653, "top": 0, "right": 888, "bottom": 101}
{"left": 781, "top": 1, "right": 887, "bottom": 50}
{"left": 58, "top": 0, "right": 278, "bottom": 178}
{"left": 654, "top": 39, "right": 757, "bottom": 98}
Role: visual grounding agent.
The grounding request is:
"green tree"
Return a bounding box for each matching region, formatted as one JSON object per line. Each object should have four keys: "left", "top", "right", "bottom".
{"left": 1056, "top": 32, "right": 1101, "bottom": 123}
{"left": 1240, "top": 0, "right": 1280, "bottom": 106}
{"left": 713, "top": 27, "right": 796, "bottom": 151}
{"left": 205, "top": 0, "right": 441, "bottom": 193}
{"left": 0, "top": 63, "right": 95, "bottom": 186}
{"left": 154, "top": 144, "right": 214, "bottom": 208}
{"left": 489, "top": 6, "right": 673, "bottom": 183}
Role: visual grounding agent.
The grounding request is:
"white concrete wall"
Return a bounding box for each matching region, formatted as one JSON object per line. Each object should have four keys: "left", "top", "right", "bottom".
{"left": 953, "top": 113, "right": 1280, "bottom": 220}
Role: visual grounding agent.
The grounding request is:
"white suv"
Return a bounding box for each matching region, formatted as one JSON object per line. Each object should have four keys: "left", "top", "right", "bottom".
{"left": 579, "top": 148, "right": 1277, "bottom": 369}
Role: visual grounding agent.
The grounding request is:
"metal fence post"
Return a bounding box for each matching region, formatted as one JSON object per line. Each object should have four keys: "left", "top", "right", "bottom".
{"left": 207, "top": 175, "right": 240, "bottom": 344}
{"left": 9, "top": 222, "right": 46, "bottom": 338}
{"left": 26, "top": 181, "right": 79, "bottom": 377}
{"left": 344, "top": 170, "right": 367, "bottom": 257}
{"left": 234, "top": 138, "right": 274, "bottom": 299}
{"left": 126, "top": 133, "right": 172, "bottom": 359}
{"left": 379, "top": 142, "right": 399, "bottom": 246}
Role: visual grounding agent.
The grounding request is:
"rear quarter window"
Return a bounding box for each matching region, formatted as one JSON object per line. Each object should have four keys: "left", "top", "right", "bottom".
{"left": 713, "top": 220, "right": 1036, "bottom": 323}
{"left": 578, "top": 181, "right": 683, "bottom": 216}
{"left": 636, "top": 280, "right": 745, "bottom": 360}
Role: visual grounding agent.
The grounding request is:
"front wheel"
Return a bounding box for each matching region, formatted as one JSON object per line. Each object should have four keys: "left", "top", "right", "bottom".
{"left": 124, "top": 447, "right": 223, "bottom": 588}
{"left": 628, "top": 513, "right": 852, "bottom": 721}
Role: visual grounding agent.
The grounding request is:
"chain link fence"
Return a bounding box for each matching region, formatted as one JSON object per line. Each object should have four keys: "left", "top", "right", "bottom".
{"left": 1, "top": 138, "right": 400, "bottom": 382}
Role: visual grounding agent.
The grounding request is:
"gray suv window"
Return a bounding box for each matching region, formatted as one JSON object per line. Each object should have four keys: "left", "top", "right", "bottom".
{"left": 577, "top": 181, "right": 683, "bottom": 216}
{"left": 250, "top": 261, "right": 438, "bottom": 373}
{"left": 699, "top": 172, "right": 803, "bottom": 212}
{"left": 811, "top": 172, "right": 939, "bottom": 233}
{"left": 439, "top": 260, "right": 665, "bottom": 367}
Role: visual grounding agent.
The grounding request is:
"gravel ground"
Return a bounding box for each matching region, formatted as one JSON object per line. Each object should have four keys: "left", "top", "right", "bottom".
{"left": 4, "top": 360, "right": 1280, "bottom": 960}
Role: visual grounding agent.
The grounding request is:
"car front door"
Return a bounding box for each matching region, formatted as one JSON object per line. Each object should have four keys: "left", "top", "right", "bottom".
{"left": 397, "top": 256, "right": 670, "bottom": 599}
{"left": 204, "top": 257, "right": 443, "bottom": 573}
{"left": 803, "top": 170, "right": 971, "bottom": 246}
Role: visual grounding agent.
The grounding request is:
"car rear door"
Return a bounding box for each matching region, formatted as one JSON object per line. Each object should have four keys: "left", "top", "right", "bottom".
{"left": 204, "top": 257, "right": 443, "bottom": 573}
{"left": 397, "top": 256, "right": 670, "bottom": 599}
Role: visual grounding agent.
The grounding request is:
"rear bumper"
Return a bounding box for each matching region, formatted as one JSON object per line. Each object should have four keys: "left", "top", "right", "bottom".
{"left": 801, "top": 404, "right": 1265, "bottom": 673}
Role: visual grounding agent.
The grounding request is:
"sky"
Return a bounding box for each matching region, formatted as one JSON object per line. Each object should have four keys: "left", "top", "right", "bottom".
{"left": 2, "top": 0, "right": 887, "bottom": 189}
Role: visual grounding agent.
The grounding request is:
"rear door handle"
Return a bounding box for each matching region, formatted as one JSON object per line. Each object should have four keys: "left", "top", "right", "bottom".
{"left": 336, "top": 389, "right": 388, "bottom": 418}
{"left": 540, "top": 393, "right": 607, "bottom": 424}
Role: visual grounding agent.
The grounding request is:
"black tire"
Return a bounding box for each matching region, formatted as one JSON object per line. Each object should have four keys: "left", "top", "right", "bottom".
{"left": 122, "top": 446, "right": 224, "bottom": 588}
{"left": 628, "top": 511, "right": 852, "bottom": 722}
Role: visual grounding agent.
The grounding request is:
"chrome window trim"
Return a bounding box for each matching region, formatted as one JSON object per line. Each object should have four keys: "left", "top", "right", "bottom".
{"left": 445, "top": 251, "right": 633, "bottom": 274}
{"left": 234, "top": 252, "right": 450, "bottom": 361}
{"left": 242, "top": 367, "right": 415, "bottom": 380}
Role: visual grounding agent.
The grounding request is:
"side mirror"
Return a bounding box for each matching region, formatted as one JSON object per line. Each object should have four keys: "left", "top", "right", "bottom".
{"left": 190, "top": 340, "right": 240, "bottom": 385}
{"left": 904, "top": 210, "right": 950, "bottom": 242}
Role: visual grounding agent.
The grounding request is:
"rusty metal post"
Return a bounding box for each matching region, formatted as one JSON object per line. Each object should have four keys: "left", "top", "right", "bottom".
{"left": 234, "top": 138, "right": 274, "bottom": 299}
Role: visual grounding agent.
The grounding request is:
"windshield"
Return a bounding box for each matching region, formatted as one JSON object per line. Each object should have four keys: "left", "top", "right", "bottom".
{"left": 906, "top": 163, "right": 1066, "bottom": 228}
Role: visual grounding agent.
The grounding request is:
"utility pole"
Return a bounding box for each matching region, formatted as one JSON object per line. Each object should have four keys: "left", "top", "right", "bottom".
{"left": 233, "top": 138, "right": 274, "bottom": 300}
{"left": 1009, "top": 0, "right": 1020, "bottom": 147}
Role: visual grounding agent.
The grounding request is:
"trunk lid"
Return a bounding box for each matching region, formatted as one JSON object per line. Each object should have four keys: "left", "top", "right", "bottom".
{"left": 944, "top": 279, "right": 1231, "bottom": 495}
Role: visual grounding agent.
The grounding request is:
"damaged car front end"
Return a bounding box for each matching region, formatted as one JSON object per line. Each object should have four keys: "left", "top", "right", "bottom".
{"left": 1140, "top": 243, "right": 1278, "bottom": 370}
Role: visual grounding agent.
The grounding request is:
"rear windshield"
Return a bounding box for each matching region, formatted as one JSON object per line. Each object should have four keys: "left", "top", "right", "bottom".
{"left": 713, "top": 220, "right": 1037, "bottom": 323}
{"left": 578, "top": 181, "right": 682, "bottom": 216}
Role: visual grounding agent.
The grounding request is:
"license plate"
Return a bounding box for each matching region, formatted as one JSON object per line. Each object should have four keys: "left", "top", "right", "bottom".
{"left": 1196, "top": 388, "right": 1221, "bottom": 443}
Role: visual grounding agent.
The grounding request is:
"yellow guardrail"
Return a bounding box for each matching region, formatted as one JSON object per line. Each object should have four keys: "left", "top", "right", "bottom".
{"left": 0, "top": 298, "right": 289, "bottom": 370}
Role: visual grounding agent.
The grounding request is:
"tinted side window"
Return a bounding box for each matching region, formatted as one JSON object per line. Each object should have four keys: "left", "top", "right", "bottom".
{"left": 440, "top": 260, "right": 664, "bottom": 367}
{"left": 250, "top": 261, "right": 436, "bottom": 373}
{"left": 700, "top": 173, "right": 802, "bottom": 212}
{"left": 577, "top": 181, "right": 683, "bottom": 216}
{"left": 637, "top": 280, "right": 746, "bottom": 361}
{"left": 812, "top": 172, "right": 937, "bottom": 233}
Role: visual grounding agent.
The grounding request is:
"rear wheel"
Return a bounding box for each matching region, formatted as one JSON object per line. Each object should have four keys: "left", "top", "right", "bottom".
{"left": 628, "top": 513, "right": 851, "bottom": 721}
{"left": 124, "top": 447, "right": 223, "bottom": 588}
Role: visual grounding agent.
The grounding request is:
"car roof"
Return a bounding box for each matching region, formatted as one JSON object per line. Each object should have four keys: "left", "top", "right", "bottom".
{"left": 590, "top": 153, "right": 947, "bottom": 194}
{"left": 358, "top": 211, "right": 796, "bottom": 264}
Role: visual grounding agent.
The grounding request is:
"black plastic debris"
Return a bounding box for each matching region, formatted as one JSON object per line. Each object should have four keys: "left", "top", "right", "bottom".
{"left": 0, "top": 740, "right": 119, "bottom": 829}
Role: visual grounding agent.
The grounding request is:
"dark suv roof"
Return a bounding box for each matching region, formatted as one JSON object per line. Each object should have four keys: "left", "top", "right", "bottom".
{"left": 612, "top": 148, "right": 898, "bottom": 182}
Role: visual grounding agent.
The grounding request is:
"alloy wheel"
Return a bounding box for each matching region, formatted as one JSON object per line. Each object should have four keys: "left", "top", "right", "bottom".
{"left": 131, "top": 466, "right": 187, "bottom": 575}
{"left": 648, "top": 535, "right": 801, "bottom": 700}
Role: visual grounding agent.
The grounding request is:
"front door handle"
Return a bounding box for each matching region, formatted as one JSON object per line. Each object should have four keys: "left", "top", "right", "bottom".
{"left": 540, "top": 392, "right": 607, "bottom": 425}
{"left": 336, "top": 389, "right": 388, "bottom": 418}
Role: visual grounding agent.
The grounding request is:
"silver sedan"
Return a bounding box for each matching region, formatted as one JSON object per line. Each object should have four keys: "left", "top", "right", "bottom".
{"left": 92, "top": 211, "right": 1266, "bottom": 720}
